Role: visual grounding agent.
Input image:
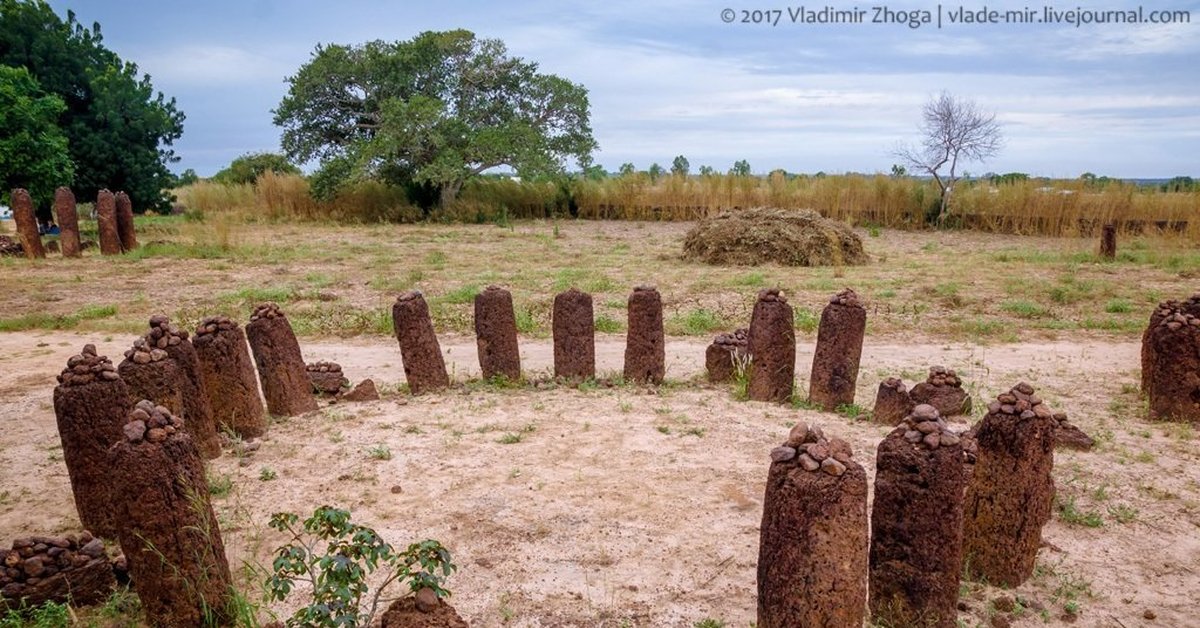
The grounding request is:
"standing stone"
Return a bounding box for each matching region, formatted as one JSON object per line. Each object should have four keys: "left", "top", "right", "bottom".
{"left": 392, "top": 291, "right": 450, "bottom": 394}
{"left": 10, "top": 189, "right": 44, "bottom": 259}
{"left": 623, "top": 285, "right": 665, "bottom": 384}
{"left": 149, "top": 315, "right": 221, "bottom": 459}
{"left": 114, "top": 191, "right": 137, "bottom": 252}
{"left": 910, "top": 366, "right": 972, "bottom": 418}
{"left": 758, "top": 423, "right": 867, "bottom": 627}
{"left": 246, "top": 303, "right": 318, "bottom": 416}
{"left": 474, "top": 285, "right": 521, "bottom": 381}
{"left": 962, "top": 383, "right": 1056, "bottom": 587}
{"left": 1099, "top": 223, "right": 1116, "bottom": 260}
{"left": 95, "top": 190, "right": 121, "bottom": 256}
{"left": 870, "top": 404, "right": 966, "bottom": 628}
{"left": 706, "top": 328, "right": 749, "bottom": 384}
{"left": 54, "top": 187, "right": 81, "bottom": 258}
{"left": 193, "top": 315, "right": 266, "bottom": 438}
{"left": 118, "top": 339, "right": 185, "bottom": 430}
{"left": 747, "top": 289, "right": 795, "bottom": 404}
{"left": 108, "top": 402, "right": 233, "bottom": 627}
{"left": 1139, "top": 296, "right": 1200, "bottom": 395}
{"left": 872, "top": 377, "right": 914, "bottom": 425}
{"left": 52, "top": 344, "right": 130, "bottom": 539}
{"left": 808, "top": 289, "right": 866, "bottom": 410}
{"left": 1142, "top": 302, "right": 1200, "bottom": 423}
{"left": 552, "top": 288, "right": 595, "bottom": 381}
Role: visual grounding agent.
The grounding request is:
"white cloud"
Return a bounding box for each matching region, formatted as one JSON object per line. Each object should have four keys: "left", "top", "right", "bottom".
{"left": 136, "top": 44, "right": 296, "bottom": 87}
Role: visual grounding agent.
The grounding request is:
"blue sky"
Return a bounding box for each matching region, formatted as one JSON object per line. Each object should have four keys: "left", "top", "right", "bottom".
{"left": 50, "top": 0, "right": 1200, "bottom": 178}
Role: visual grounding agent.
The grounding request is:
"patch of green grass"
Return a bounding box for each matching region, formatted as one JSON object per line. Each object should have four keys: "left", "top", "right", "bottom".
{"left": 594, "top": 314, "right": 624, "bottom": 333}
{"left": 667, "top": 308, "right": 725, "bottom": 335}
{"left": 217, "top": 285, "right": 294, "bottom": 305}
{"left": 441, "top": 284, "right": 480, "bottom": 304}
{"left": 0, "top": 600, "right": 70, "bottom": 628}
{"left": 793, "top": 308, "right": 819, "bottom": 333}
{"left": 0, "top": 303, "right": 118, "bottom": 332}
{"left": 1103, "top": 299, "right": 1133, "bottom": 314}
{"left": 734, "top": 272, "right": 766, "bottom": 287}
{"left": 368, "top": 444, "right": 392, "bottom": 460}
{"left": 259, "top": 467, "right": 277, "bottom": 482}
{"left": 208, "top": 472, "right": 233, "bottom": 497}
{"left": 1001, "top": 300, "right": 1050, "bottom": 319}
{"left": 514, "top": 307, "right": 536, "bottom": 334}
{"left": 694, "top": 619, "right": 726, "bottom": 628}
{"left": 656, "top": 425, "right": 671, "bottom": 435}
{"left": 425, "top": 250, "right": 447, "bottom": 268}
{"left": 553, "top": 268, "right": 615, "bottom": 293}
{"left": 1107, "top": 503, "right": 1138, "bottom": 523}
{"left": 1056, "top": 495, "right": 1104, "bottom": 528}
{"left": 835, "top": 403, "right": 868, "bottom": 421}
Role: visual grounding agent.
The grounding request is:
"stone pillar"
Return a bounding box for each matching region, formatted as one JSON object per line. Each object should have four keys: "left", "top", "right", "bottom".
{"left": 474, "top": 285, "right": 521, "bottom": 381}
{"left": 705, "top": 328, "right": 748, "bottom": 384}
{"left": 910, "top": 366, "right": 972, "bottom": 418}
{"left": 392, "top": 291, "right": 450, "bottom": 394}
{"left": 1099, "top": 223, "right": 1116, "bottom": 260}
{"left": 869, "top": 404, "right": 966, "bottom": 628}
{"left": 51, "top": 344, "right": 130, "bottom": 539}
{"left": 246, "top": 303, "right": 318, "bottom": 416}
{"left": 54, "top": 187, "right": 81, "bottom": 258}
{"left": 552, "top": 288, "right": 595, "bottom": 381}
{"left": 1139, "top": 297, "right": 1200, "bottom": 395}
{"left": 1142, "top": 303, "right": 1200, "bottom": 423}
{"left": 10, "top": 189, "right": 44, "bottom": 259}
{"left": 808, "top": 289, "right": 866, "bottom": 410}
{"left": 962, "top": 383, "right": 1056, "bottom": 587}
{"left": 118, "top": 338, "right": 184, "bottom": 428}
{"left": 307, "top": 361, "right": 348, "bottom": 396}
{"left": 758, "top": 422, "right": 867, "bottom": 627}
{"left": 114, "top": 191, "right": 137, "bottom": 252}
{"left": 95, "top": 190, "right": 121, "bottom": 256}
{"left": 0, "top": 532, "right": 116, "bottom": 608}
{"left": 148, "top": 315, "right": 221, "bottom": 459}
{"left": 108, "top": 402, "right": 233, "bottom": 627}
{"left": 623, "top": 285, "right": 665, "bottom": 384}
{"left": 747, "top": 289, "right": 794, "bottom": 404}
{"left": 872, "top": 377, "right": 913, "bottom": 425}
{"left": 192, "top": 315, "right": 266, "bottom": 438}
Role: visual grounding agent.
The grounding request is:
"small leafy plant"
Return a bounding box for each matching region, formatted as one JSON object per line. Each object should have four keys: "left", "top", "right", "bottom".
{"left": 265, "top": 506, "right": 456, "bottom": 627}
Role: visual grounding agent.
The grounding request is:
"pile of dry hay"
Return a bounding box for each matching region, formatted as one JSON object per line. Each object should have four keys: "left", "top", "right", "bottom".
{"left": 682, "top": 207, "right": 868, "bottom": 267}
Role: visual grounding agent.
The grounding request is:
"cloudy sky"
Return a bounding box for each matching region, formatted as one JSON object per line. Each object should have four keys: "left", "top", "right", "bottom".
{"left": 50, "top": 0, "right": 1200, "bottom": 178}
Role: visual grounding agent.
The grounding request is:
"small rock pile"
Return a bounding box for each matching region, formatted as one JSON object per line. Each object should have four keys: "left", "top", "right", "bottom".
{"left": 56, "top": 344, "right": 120, "bottom": 385}
{"left": 770, "top": 421, "right": 854, "bottom": 477}
{"left": 249, "top": 302, "right": 283, "bottom": 323}
{"left": 984, "top": 382, "right": 1052, "bottom": 420}
{"left": 828, "top": 288, "right": 862, "bottom": 307}
{"left": 896, "top": 404, "right": 962, "bottom": 450}
{"left": 122, "top": 337, "right": 170, "bottom": 365}
{"left": 145, "top": 315, "right": 186, "bottom": 348}
{"left": 196, "top": 315, "right": 237, "bottom": 337}
{"left": 705, "top": 328, "right": 749, "bottom": 383}
{"left": 307, "top": 361, "right": 348, "bottom": 395}
{"left": 1, "top": 533, "right": 116, "bottom": 608}
{"left": 910, "top": 366, "right": 972, "bottom": 418}
{"left": 121, "top": 400, "right": 182, "bottom": 444}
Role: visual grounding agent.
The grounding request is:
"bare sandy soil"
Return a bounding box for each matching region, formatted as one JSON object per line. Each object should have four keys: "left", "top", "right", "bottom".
{"left": 2, "top": 329, "right": 1196, "bottom": 627}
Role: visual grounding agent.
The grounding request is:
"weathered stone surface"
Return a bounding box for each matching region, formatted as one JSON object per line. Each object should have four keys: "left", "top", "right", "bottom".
{"left": 10, "top": 188, "right": 44, "bottom": 259}
{"left": 705, "top": 328, "right": 748, "bottom": 384}
{"left": 1053, "top": 412, "right": 1094, "bottom": 451}
{"left": 552, "top": 288, "right": 595, "bottom": 380}
{"left": 95, "top": 190, "right": 121, "bottom": 255}
{"left": 809, "top": 289, "right": 866, "bottom": 410}
{"left": 246, "top": 303, "right": 318, "bottom": 416}
{"left": 109, "top": 403, "right": 233, "bottom": 628}
{"left": 307, "top": 361, "right": 348, "bottom": 395}
{"left": 910, "top": 366, "right": 972, "bottom": 418}
{"left": 1099, "top": 223, "right": 1116, "bottom": 260}
{"left": 54, "top": 187, "right": 81, "bottom": 258}
{"left": 758, "top": 424, "right": 867, "bottom": 627}
{"left": 53, "top": 345, "right": 130, "bottom": 539}
{"left": 0, "top": 533, "right": 115, "bottom": 610}
{"left": 193, "top": 316, "right": 266, "bottom": 438}
{"left": 1142, "top": 298, "right": 1200, "bottom": 423}
{"left": 147, "top": 316, "right": 221, "bottom": 458}
{"left": 870, "top": 405, "right": 966, "bottom": 628}
{"left": 341, "top": 379, "right": 380, "bottom": 402}
{"left": 872, "top": 377, "right": 914, "bottom": 425}
{"left": 474, "top": 285, "right": 521, "bottom": 381}
{"left": 747, "top": 289, "right": 795, "bottom": 404}
{"left": 623, "top": 285, "right": 665, "bottom": 384}
{"left": 114, "top": 191, "right": 137, "bottom": 252}
{"left": 392, "top": 291, "right": 449, "bottom": 394}
{"left": 962, "top": 383, "right": 1057, "bottom": 587}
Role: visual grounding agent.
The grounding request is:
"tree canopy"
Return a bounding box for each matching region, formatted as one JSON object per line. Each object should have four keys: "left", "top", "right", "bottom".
{"left": 213, "top": 152, "right": 300, "bottom": 185}
{"left": 0, "top": 65, "right": 73, "bottom": 206}
{"left": 274, "top": 30, "right": 596, "bottom": 206}
{"left": 0, "top": 0, "right": 184, "bottom": 212}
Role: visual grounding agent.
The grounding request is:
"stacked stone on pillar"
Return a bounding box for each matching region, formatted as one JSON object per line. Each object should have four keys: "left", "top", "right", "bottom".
{"left": 0, "top": 532, "right": 116, "bottom": 609}
{"left": 552, "top": 288, "right": 595, "bottom": 381}
{"left": 1099, "top": 223, "right": 1116, "bottom": 260}
{"left": 108, "top": 402, "right": 233, "bottom": 627}
{"left": 623, "top": 285, "right": 665, "bottom": 384}
{"left": 474, "top": 285, "right": 521, "bottom": 381}
{"left": 52, "top": 344, "right": 130, "bottom": 539}
{"left": 10, "top": 189, "right": 44, "bottom": 259}
{"left": 910, "top": 366, "right": 972, "bottom": 418}
{"left": 747, "top": 289, "right": 795, "bottom": 404}
{"left": 146, "top": 315, "right": 221, "bottom": 459}
{"left": 114, "top": 191, "right": 137, "bottom": 252}
{"left": 54, "top": 187, "right": 81, "bottom": 258}
{"left": 808, "top": 289, "right": 866, "bottom": 410}
{"left": 307, "top": 361, "right": 348, "bottom": 396}
{"left": 192, "top": 315, "right": 266, "bottom": 438}
{"left": 392, "top": 291, "right": 450, "bottom": 394}
{"left": 118, "top": 338, "right": 184, "bottom": 426}
{"left": 95, "top": 190, "right": 121, "bottom": 256}
{"left": 962, "top": 383, "right": 1057, "bottom": 587}
{"left": 758, "top": 422, "right": 867, "bottom": 627}
{"left": 872, "top": 377, "right": 914, "bottom": 425}
{"left": 705, "top": 328, "right": 748, "bottom": 384}
{"left": 869, "top": 404, "right": 966, "bottom": 628}
{"left": 246, "top": 303, "right": 319, "bottom": 416}
{"left": 1142, "top": 297, "right": 1200, "bottom": 423}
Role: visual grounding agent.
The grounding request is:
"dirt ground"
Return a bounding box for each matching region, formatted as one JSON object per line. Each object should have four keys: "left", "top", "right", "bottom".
{"left": 1, "top": 220, "right": 1198, "bottom": 627}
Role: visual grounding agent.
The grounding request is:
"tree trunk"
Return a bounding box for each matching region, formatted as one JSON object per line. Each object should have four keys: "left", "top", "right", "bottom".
{"left": 439, "top": 181, "right": 463, "bottom": 207}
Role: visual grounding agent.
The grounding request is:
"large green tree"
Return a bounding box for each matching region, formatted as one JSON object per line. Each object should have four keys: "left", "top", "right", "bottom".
{"left": 0, "top": 65, "right": 73, "bottom": 206}
{"left": 0, "top": 0, "right": 184, "bottom": 212}
{"left": 213, "top": 152, "right": 300, "bottom": 185}
{"left": 274, "top": 30, "right": 596, "bottom": 206}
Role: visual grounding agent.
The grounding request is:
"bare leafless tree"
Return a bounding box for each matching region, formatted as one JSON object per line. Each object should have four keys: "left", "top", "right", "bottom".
{"left": 894, "top": 92, "right": 1002, "bottom": 225}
